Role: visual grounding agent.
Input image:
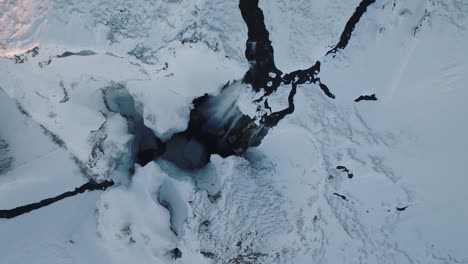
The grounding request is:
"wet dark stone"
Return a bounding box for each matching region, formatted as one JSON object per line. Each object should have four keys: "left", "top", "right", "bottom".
{"left": 396, "top": 206, "right": 409, "bottom": 211}
{"left": 336, "top": 165, "right": 349, "bottom": 172}
{"left": 333, "top": 192, "right": 348, "bottom": 201}
{"left": 208, "top": 191, "right": 222, "bottom": 203}
{"left": 236, "top": 241, "right": 242, "bottom": 248}
{"left": 336, "top": 165, "right": 354, "bottom": 179}
{"left": 200, "top": 220, "right": 210, "bottom": 228}
{"left": 354, "top": 94, "right": 377, "bottom": 102}
{"left": 0, "top": 180, "right": 114, "bottom": 219}
{"left": 56, "top": 50, "right": 97, "bottom": 58}
{"left": 171, "top": 248, "right": 182, "bottom": 259}
{"left": 201, "top": 251, "right": 215, "bottom": 259}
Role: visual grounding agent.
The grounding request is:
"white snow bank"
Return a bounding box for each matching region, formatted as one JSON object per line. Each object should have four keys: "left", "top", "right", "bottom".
{"left": 127, "top": 42, "right": 245, "bottom": 140}
{"left": 97, "top": 162, "right": 194, "bottom": 264}
{"left": 0, "top": 89, "right": 85, "bottom": 208}
{"left": 0, "top": 54, "right": 144, "bottom": 177}
{"left": 260, "top": 0, "right": 360, "bottom": 72}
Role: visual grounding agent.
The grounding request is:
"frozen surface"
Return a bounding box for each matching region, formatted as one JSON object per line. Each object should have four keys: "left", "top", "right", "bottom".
{"left": 0, "top": 88, "right": 85, "bottom": 208}
{"left": 1, "top": 0, "right": 468, "bottom": 263}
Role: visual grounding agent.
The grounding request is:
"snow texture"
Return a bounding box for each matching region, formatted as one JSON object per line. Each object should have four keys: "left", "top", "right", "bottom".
{"left": 1, "top": 0, "right": 468, "bottom": 263}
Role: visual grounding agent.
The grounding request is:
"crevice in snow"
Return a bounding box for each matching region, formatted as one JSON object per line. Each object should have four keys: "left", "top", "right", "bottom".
{"left": 0, "top": 180, "right": 114, "bottom": 219}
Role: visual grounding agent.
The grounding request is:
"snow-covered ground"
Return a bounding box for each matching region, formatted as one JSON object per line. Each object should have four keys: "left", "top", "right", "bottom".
{"left": 1, "top": 0, "right": 467, "bottom": 263}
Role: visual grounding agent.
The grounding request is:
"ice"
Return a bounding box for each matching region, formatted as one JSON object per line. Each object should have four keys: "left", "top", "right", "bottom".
{"left": 0, "top": 0, "right": 467, "bottom": 263}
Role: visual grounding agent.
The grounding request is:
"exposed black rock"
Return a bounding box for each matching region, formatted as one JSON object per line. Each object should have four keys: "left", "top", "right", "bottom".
{"left": 229, "top": 253, "right": 268, "bottom": 263}
{"left": 201, "top": 251, "right": 215, "bottom": 259}
{"left": 396, "top": 206, "right": 409, "bottom": 211}
{"left": 413, "top": 10, "right": 430, "bottom": 37}
{"left": 9, "top": 46, "right": 39, "bottom": 64}
{"left": 171, "top": 248, "right": 182, "bottom": 259}
{"left": 0, "top": 180, "right": 114, "bottom": 219}
{"left": 198, "top": 220, "right": 211, "bottom": 233}
{"left": 327, "top": 0, "right": 376, "bottom": 55}
{"left": 354, "top": 94, "right": 377, "bottom": 102}
{"left": 336, "top": 165, "right": 354, "bottom": 179}
{"left": 38, "top": 57, "right": 52, "bottom": 68}
{"left": 333, "top": 192, "right": 348, "bottom": 201}
{"left": 39, "top": 124, "right": 65, "bottom": 147}
{"left": 208, "top": 191, "right": 222, "bottom": 203}
{"left": 56, "top": 50, "right": 97, "bottom": 58}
